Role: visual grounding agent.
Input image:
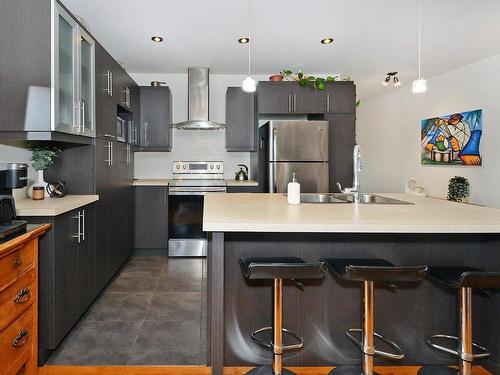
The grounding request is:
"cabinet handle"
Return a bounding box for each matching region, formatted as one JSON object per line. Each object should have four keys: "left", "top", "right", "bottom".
{"left": 163, "top": 188, "right": 167, "bottom": 205}
{"left": 144, "top": 122, "right": 149, "bottom": 147}
{"left": 110, "top": 71, "right": 113, "bottom": 96}
{"left": 104, "top": 142, "right": 111, "bottom": 165}
{"left": 81, "top": 101, "right": 86, "bottom": 133}
{"left": 293, "top": 94, "right": 297, "bottom": 112}
{"left": 14, "top": 287, "right": 31, "bottom": 304}
{"left": 73, "top": 212, "right": 81, "bottom": 243}
{"left": 12, "top": 329, "right": 29, "bottom": 348}
{"left": 103, "top": 133, "right": 115, "bottom": 139}
{"left": 73, "top": 100, "right": 81, "bottom": 132}
{"left": 287, "top": 94, "right": 291, "bottom": 112}
{"left": 81, "top": 210, "right": 85, "bottom": 242}
{"left": 111, "top": 142, "right": 114, "bottom": 166}
{"left": 326, "top": 93, "right": 330, "bottom": 112}
{"left": 13, "top": 258, "right": 22, "bottom": 268}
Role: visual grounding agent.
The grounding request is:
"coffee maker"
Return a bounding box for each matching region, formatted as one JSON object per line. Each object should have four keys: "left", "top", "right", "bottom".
{"left": 0, "top": 163, "right": 28, "bottom": 239}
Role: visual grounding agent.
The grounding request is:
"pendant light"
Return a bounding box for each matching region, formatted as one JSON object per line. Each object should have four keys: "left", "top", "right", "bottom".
{"left": 242, "top": 0, "right": 256, "bottom": 92}
{"left": 412, "top": 0, "right": 427, "bottom": 93}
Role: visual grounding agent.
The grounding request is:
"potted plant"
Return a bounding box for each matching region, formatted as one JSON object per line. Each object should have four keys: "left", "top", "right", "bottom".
{"left": 447, "top": 176, "right": 470, "bottom": 203}
{"left": 28, "top": 143, "right": 61, "bottom": 198}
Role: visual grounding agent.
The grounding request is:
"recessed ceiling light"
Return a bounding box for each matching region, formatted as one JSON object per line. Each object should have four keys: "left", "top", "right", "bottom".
{"left": 238, "top": 37, "right": 250, "bottom": 44}
{"left": 321, "top": 37, "right": 334, "bottom": 45}
{"left": 151, "top": 36, "right": 164, "bottom": 43}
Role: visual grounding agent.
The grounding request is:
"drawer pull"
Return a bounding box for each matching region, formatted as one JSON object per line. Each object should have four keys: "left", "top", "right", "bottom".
{"left": 13, "top": 258, "right": 22, "bottom": 267}
{"left": 12, "top": 329, "right": 29, "bottom": 348}
{"left": 14, "top": 287, "right": 31, "bottom": 304}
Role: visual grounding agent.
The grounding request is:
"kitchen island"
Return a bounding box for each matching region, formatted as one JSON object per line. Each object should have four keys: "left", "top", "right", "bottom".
{"left": 203, "top": 193, "right": 500, "bottom": 374}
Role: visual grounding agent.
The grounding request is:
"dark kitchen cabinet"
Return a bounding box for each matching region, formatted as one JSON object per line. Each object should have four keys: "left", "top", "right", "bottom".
{"left": 22, "top": 203, "right": 96, "bottom": 364}
{"left": 225, "top": 87, "right": 257, "bottom": 151}
{"left": 129, "top": 86, "right": 140, "bottom": 145}
{"left": 256, "top": 81, "right": 356, "bottom": 115}
{"left": 326, "top": 113, "right": 356, "bottom": 191}
{"left": 257, "top": 82, "right": 293, "bottom": 114}
{"left": 325, "top": 82, "right": 356, "bottom": 114}
{"left": 139, "top": 87, "right": 172, "bottom": 151}
{"left": 95, "top": 43, "right": 117, "bottom": 139}
{"left": 227, "top": 185, "right": 262, "bottom": 193}
{"left": 134, "top": 186, "right": 168, "bottom": 249}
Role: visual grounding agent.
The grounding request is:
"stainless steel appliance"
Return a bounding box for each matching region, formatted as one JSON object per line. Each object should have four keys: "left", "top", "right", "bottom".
{"left": 168, "top": 161, "right": 226, "bottom": 257}
{"left": 172, "top": 68, "right": 225, "bottom": 130}
{"left": 261, "top": 120, "right": 329, "bottom": 193}
{"left": 0, "top": 163, "right": 28, "bottom": 239}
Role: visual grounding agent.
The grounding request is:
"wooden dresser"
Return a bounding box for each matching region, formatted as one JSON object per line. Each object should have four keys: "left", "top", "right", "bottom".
{"left": 0, "top": 224, "right": 50, "bottom": 375}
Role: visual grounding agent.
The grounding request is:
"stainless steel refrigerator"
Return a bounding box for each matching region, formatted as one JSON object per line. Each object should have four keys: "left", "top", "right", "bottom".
{"left": 262, "top": 120, "right": 329, "bottom": 193}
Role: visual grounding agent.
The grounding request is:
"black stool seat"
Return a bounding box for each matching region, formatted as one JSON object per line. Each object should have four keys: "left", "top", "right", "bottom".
{"left": 427, "top": 266, "right": 500, "bottom": 289}
{"left": 239, "top": 257, "right": 326, "bottom": 280}
{"left": 321, "top": 258, "right": 427, "bottom": 283}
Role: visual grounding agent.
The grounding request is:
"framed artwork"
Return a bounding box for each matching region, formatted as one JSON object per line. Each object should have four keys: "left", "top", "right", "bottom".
{"left": 421, "top": 109, "right": 482, "bottom": 166}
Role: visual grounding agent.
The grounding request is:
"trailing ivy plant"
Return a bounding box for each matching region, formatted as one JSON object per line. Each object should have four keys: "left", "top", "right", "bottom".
{"left": 447, "top": 176, "right": 470, "bottom": 202}
{"left": 29, "top": 143, "right": 61, "bottom": 171}
{"left": 281, "top": 69, "right": 360, "bottom": 107}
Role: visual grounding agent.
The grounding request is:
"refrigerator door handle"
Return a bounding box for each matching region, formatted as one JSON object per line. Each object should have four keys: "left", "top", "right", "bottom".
{"left": 272, "top": 128, "right": 277, "bottom": 162}
{"left": 269, "top": 163, "right": 277, "bottom": 193}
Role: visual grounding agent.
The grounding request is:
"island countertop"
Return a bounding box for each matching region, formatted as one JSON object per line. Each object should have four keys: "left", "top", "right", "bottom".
{"left": 203, "top": 193, "right": 500, "bottom": 233}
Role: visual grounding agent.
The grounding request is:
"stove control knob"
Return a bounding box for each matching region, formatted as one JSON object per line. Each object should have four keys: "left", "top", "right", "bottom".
{"left": 183, "top": 165, "right": 186, "bottom": 169}
{"left": 176, "top": 165, "right": 180, "bottom": 169}
{"left": 216, "top": 165, "right": 220, "bottom": 169}
{"left": 210, "top": 165, "right": 214, "bottom": 169}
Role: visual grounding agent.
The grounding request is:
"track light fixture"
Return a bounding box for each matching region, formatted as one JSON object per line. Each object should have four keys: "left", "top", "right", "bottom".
{"left": 382, "top": 72, "right": 401, "bottom": 87}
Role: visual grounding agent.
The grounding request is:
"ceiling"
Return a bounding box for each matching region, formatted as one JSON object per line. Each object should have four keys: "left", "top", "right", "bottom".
{"left": 62, "top": 0, "right": 500, "bottom": 99}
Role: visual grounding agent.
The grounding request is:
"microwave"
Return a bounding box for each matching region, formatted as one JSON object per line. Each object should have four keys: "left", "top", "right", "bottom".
{"left": 116, "top": 116, "right": 126, "bottom": 142}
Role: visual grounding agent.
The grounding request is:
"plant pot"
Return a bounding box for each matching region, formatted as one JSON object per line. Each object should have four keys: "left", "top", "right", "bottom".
{"left": 28, "top": 169, "right": 49, "bottom": 198}
{"left": 269, "top": 74, "right": 284, "bottom": 82}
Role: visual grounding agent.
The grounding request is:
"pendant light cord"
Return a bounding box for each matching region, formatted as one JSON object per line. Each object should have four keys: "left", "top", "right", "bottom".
{"left": 248, "top": 0, "right": 252, "bottom": 77}
{"left": 417, "top": 0, "right": 422, "bottom": 79}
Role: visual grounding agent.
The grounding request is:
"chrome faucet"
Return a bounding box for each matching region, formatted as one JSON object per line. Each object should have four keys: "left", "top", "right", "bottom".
{"left": 337, "top": 144, "right": 362, "bottom": 203}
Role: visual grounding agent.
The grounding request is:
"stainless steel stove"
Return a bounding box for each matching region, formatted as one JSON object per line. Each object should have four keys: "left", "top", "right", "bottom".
{"left": 168, "top": 161, "right": 226, "bottom": 257}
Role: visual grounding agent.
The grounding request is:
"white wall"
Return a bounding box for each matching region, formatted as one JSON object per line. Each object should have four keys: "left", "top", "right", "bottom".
{"left": 357, "top": 53, "right": 500, "bottom": 207}
{"left": 131, "top": 73, "right": 269, "bottom": 179}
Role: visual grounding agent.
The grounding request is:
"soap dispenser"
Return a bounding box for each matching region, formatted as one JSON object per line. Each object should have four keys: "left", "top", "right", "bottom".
{"left": 287, "top": 172, "right": 300, "bottom": 205}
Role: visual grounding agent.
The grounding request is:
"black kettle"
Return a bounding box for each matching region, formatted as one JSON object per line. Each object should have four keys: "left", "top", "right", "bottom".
{"left": 235, "top": 164, "right": 249, "bottom": 181}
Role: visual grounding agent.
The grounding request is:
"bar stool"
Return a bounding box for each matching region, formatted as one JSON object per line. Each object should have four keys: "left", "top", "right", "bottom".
{"left": 418, "top": 266, "right": 500, "bottom": 375}
{"left": 321, "top": 258, "right": 427, "bottom": 375}
{"left": 239, "top": 257, "right": 326, "bottom": 375}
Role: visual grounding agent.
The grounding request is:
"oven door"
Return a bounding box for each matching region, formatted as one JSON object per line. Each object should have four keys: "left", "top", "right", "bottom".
{"left": 168, "top": 187, "right": 226, "bottom": 257}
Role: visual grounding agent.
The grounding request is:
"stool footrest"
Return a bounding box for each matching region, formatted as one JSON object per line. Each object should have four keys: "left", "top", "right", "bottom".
{"left": 426, "top": 334, "right": 490, "bottom": 362}
{"left": 346, "top": 328, "right": 404, "bottom": 360}
{"left": 251, "top": 327, "right": 304, "bottom": 352}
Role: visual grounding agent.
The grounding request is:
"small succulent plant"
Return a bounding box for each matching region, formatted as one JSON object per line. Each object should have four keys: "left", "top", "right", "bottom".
{"left": 447, "top": 176, "right": 470, "bottom": 202}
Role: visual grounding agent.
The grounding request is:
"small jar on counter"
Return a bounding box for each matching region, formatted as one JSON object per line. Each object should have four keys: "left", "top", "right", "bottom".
{"left": 32, "top": 186, "right": 45, "bottom": 200}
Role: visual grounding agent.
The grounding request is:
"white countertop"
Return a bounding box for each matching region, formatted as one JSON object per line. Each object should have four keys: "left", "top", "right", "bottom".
{"left": 203, "top": 193, "right": 500, "bottom": 233}
{"left": 133, "top": 179, "right": 171, "bottom": 186}
{"left": 16, "top": 195, "right": 99, "bottom": 217}
{"left": 225, "top": 179, "right": 259, "bottom": 187}
{"left": 133, "top": 178, "right": 258, "bottom": 187}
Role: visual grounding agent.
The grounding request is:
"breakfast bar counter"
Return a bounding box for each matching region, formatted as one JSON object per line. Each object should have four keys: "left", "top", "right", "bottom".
{"left": 203, "top": 193, "right": 500, "bottom": 374}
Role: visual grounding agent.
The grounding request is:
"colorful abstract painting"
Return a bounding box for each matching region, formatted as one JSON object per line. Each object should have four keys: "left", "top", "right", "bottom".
{"left": 421, "top": 109, "right": 482, "bottom": 166}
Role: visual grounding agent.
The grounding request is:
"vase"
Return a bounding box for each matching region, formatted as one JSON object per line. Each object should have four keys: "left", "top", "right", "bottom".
{"left": 28, "top": 169, "right": 49, "bottom": 198}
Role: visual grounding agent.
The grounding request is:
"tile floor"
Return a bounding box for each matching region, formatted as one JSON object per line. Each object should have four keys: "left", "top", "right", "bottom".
{"left": 48, "top": 256, "right": 207, "bottom": 365}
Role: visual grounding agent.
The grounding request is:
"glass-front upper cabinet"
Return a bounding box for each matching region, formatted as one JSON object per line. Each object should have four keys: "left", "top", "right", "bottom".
{"left": 53, "top": 2, "right": 95, "bottom": 137}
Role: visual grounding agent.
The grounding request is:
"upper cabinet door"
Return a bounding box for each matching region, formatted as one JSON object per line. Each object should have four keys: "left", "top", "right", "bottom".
{"left": 79, "top": 29, "right": 96, "bottom": 137}
{"left": 292, "top": 85, "right": 327, "bottom": 114}
{"left": 54, "top": 5, "right": 78, "bottom": 134}
{"left": 225, "top": 87, "right": 256, "bottom": 152}
{"left": 257, "top": 82, "right": 292, "bottom": 114}
{"left": 53, "top": 3, "right": 95, "bottom": 137}
{"left": 139, "top": 87, "right": 172, "bottom": 151}
{"left": 325, "top": 83, "right": 356, "bottom": 114}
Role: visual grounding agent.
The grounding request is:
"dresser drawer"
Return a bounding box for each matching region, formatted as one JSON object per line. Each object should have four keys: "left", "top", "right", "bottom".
{"left": 0, "top": 268, "right": 36, "bottom": 331}
{"left": 0, "top": 306, "right": 34, "bottom": 375}
{"left": 0, "top": 241, "right": 35, "bottom": 291}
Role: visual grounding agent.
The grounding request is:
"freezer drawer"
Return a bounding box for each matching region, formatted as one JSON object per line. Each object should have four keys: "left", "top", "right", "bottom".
{"left": 268, "top": 121, "right": 328, "bottom": 162}
{"left": 269, "top": 162, "right": 329, "bottom": 193}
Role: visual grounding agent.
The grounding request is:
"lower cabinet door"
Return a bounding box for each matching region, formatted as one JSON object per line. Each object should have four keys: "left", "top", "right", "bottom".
{"left": 134, "top": 187, "right": 168, "bottom": 249}
{"left": 52, "top": 210, "right": 79, "bottom": 346}
{"left": 77, "top": 205, "right": 96, "bottom": 315}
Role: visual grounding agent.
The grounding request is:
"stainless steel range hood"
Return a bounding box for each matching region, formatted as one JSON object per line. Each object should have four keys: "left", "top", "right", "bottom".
{"left": 172, "top": 67, "right": 225, "bottom": 130}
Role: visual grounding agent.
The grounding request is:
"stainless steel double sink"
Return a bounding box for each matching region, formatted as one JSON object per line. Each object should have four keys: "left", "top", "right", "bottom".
{"left": 297, "top": 193, "right": 413, "bottom": 205}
